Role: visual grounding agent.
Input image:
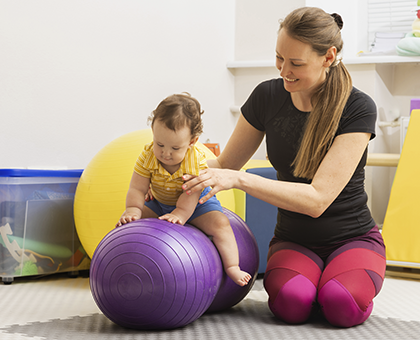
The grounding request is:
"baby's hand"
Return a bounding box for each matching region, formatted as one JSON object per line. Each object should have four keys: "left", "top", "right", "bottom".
{"left": 116, "top": 209, "right": 141, "bottom": 227}
{"left": 159, "top": 213, "right": 184, "bottom": 225}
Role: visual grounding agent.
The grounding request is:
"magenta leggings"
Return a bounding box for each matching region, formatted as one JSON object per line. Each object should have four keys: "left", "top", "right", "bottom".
{"left": 263, "top": 226, "right": 386, "bottom": 327}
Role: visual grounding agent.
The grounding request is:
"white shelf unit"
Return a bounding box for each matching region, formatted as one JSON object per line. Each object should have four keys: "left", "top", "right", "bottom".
{"left": 227, "top": 56, "right": 420, "bottom": 69}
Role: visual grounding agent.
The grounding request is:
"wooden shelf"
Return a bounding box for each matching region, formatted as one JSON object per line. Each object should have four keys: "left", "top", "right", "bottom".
{"left": 367, "top": 153, "right": 400, "bottom": 167}
{"left": 386, "top": 266, "right": 420, "bottom": 280}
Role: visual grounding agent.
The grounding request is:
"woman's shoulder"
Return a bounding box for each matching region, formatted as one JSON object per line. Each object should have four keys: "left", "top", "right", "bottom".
{"left": 241, "top": 78, "right": 290, "bottom": 130}
{"left": 346, "top": 87, "right": 377, "bottom": 112}
{"left": 254, "top": 78, "right": 286, "bottom": 96}
{"left": 247, "top": 78, "right": 289, "bottom": 107}
{"left": 338, "top": 87, "right": 377, "bottom": 136}
{"left": 340, "top": 88, "right": 377, "bottom": 124}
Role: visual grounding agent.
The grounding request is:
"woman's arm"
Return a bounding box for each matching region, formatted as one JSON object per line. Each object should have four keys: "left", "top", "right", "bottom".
{"left": 185, "top": 130, "right": 371, "bottom": 218}
{"left": 237, "top": 132, "right": 371, "bottom": 217}
{"left": 206, "top": 115, "right": 265, "bottom": 170}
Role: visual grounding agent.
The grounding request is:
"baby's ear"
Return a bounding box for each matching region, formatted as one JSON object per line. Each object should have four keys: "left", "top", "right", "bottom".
{"left": 189, "top": 136, "right": 199, "bottom": 147}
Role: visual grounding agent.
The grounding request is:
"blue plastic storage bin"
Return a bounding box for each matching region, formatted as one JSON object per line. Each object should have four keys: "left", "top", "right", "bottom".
{"left": 0, "top": 169, "right": 89, "bottom": 283}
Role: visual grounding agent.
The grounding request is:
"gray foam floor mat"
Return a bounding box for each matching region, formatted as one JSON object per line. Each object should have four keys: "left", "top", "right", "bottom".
{"left": 2, "top": 297, "right": 420, "bottom": 339}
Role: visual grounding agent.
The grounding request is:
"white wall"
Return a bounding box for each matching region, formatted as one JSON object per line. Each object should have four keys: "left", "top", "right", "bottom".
{"left": 0, "top": 0, "right": 235, "bottom": 169}
{"left": 235, "top": 0, "right": 303, "bottom": 61}
{"left": 232, "top": 1, "right": 305, "bottom": 159}
{"left": 2, "top": 0, "right": 417, "bottom": 225}
{"left": 233, "top": 0, "right": 305, "bottom": 102}
{"left": 305, "top": 0, "right": 369, "bottom": 58}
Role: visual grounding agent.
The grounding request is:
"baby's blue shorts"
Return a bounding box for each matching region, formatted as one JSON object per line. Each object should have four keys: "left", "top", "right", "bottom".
{"left": 144, "top": 187, "right": 223, "bottom": 223}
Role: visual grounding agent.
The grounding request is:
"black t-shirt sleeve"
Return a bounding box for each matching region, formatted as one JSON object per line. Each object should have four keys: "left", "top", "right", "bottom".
{"left": 241, "top": 81, "right": 270, "bottom": 132}
{"left": 336, "top": 88, "right": 377, "bottom": 140}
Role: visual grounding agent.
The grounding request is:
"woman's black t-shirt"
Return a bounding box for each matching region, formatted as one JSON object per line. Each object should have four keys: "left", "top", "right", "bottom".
{"left": 241, "top": 78, "right": 377, "bottom": 248}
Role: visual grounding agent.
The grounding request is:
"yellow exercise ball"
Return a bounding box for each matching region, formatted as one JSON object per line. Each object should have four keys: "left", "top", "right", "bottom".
{"left": 74, "top": 129, "right": 236, "bottom": 258}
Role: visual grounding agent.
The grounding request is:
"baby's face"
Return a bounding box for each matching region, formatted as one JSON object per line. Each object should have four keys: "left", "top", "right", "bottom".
{"left": 152, "top": 120, "right": 196, "bottom": 168}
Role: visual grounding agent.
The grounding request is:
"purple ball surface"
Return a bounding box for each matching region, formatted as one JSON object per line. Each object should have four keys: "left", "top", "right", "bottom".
{"left": 90, "top": 218, "right": 223, "bottom": 330}
{"left": 206, "top": 207, "right": 259, "bottom": 312}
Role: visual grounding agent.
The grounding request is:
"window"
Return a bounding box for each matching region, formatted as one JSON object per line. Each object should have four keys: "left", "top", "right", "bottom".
{"left": 368, "top": 0, "right": 415, "bottom": 49}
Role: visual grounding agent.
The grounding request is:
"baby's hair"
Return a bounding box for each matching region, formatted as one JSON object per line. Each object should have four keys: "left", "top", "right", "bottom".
{"left": 148, "top": 93, "right": 204, "bottom": 137}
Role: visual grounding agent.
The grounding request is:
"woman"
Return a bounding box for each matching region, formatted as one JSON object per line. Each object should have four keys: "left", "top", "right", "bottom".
{"left": 182, "top": 7, "right": 386, "bottom": 328}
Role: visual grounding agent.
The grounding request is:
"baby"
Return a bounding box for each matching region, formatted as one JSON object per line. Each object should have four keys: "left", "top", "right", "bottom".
{"left": 116, "top": 93, "right": 251, "bottom": 286}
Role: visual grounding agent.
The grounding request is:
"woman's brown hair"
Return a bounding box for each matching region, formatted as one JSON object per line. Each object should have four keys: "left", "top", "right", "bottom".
{"left": 280, "top": 7, "right": 353, "bottom": 180}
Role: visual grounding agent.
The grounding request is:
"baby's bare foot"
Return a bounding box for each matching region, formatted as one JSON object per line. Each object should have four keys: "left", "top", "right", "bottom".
{"left": 225, "top": 266, "right": 252, "bottom": 286}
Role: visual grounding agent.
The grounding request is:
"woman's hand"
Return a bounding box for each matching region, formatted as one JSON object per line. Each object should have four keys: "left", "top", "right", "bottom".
{"left": 182, "top": 168, "right": 239, "bottom": 204}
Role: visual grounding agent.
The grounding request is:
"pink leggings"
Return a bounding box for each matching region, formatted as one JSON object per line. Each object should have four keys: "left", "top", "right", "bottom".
{"left": 263, "top": 226, "right": 386, "bottom": 327}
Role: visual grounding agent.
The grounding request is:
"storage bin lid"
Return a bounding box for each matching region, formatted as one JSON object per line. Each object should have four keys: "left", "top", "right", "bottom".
{"left": 0, "top": 169, "right": 83, "bottom": 178}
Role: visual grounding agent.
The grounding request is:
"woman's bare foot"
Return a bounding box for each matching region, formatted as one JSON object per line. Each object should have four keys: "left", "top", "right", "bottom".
{"left": 225, "top": 266, "right": 252, "bottom": 286}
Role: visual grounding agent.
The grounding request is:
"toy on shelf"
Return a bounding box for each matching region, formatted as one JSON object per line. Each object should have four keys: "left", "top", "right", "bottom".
{"left": 203, "top": 142, "right": 220, "bottom": 156}
{"left": 413, "top": 3, "right": 420, "bottom": 37}
{"left": 396, "top": 1, "right": 420, "bottom": 55}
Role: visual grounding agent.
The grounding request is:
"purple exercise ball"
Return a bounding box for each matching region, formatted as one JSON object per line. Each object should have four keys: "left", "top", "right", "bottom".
{"left": 89, "top": 208, "right": 259, "bottom": 329}
{"left": 90, "top": 218, "right": 223, "bottom": 330}
{"left": 207, "top": 207, "right": 259, "bottom": 312}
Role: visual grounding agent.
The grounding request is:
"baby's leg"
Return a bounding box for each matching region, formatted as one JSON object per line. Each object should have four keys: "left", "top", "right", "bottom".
{"left": 190, "top": 211, "right": 252, "bottom": 286}
{"left": 143, "top": 198, "right": 161, "bottom": 218}
{"left": 142, "top": 205, "right": 159, "bottom": 218}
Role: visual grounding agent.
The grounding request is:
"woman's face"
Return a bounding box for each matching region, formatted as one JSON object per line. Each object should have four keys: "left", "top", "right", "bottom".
{"left": 275, "top": 29, "right": 333, "bottom": 98}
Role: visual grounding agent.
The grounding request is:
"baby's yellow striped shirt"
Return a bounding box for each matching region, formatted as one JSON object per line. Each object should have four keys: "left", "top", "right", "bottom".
{"left": 134, "top": 142, "right": 208, "bottom": 205}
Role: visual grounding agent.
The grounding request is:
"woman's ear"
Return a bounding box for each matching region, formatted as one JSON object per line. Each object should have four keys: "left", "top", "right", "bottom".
{"left": 189, "top": 136, "right": 199, "bottom": 147}
{"left": 323, "top": 46, "right": 337, "bottom": 68}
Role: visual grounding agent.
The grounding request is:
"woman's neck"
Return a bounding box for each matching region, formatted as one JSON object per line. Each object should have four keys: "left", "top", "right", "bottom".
{"left": 291, "top": 92, "right": 312, "bottom": 112}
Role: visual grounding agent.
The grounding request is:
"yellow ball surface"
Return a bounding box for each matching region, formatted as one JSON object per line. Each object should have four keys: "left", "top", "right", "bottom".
{"left": 74, "top": 129, "right": 235, "bottom": 258}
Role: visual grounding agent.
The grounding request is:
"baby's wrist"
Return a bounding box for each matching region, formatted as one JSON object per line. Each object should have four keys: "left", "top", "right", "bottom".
{"left": 125, "top": 206, "right": 142, "bottom": 214}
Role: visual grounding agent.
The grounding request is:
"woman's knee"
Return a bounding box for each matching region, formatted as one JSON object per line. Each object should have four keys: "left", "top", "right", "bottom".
{"left": 264, "top": 247, "right": 322, "bottom": 324}
{"left": 265, "top": 270, "right": 317, "bottom": 324}
{"left": 318, "top": 246, "right": 385, "bottom": 327}
{"left": 318, "top": 277, "right": 373, "bottom": 327}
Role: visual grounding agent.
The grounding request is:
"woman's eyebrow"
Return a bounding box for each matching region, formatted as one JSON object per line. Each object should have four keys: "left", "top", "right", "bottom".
{"left": 275, "top": 51, "right": 305, "bottom": 62}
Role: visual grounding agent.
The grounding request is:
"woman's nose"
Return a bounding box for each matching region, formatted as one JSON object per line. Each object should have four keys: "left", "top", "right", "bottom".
{"left": 279, "top": 65, "right": 288, "bottom": 78}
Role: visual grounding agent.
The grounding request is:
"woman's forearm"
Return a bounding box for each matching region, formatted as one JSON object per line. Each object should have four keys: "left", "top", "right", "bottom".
{"left": 236, "top": 171, "right": 327, "bottom": 218}
{"left": 207, "top": 158, "right": 221, "bottom": 169}
{"left": 184, "top": 167, "right": 330, "bottom": 217}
